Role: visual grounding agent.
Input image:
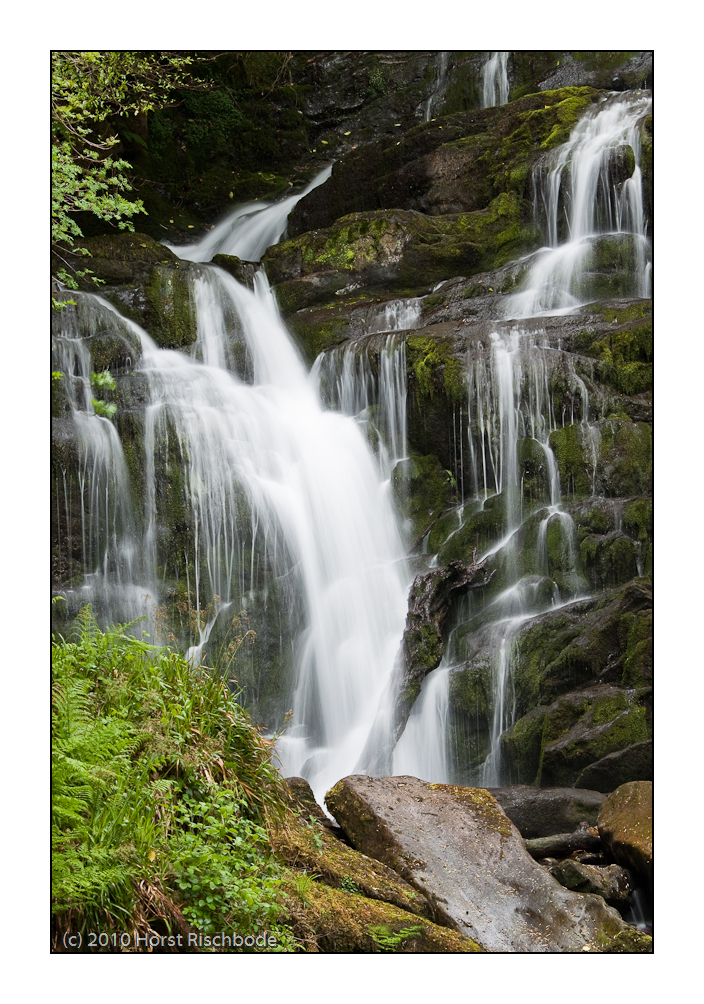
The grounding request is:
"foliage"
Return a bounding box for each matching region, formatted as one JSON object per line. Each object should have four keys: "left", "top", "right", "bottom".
{"left": 369, "top": 923, "right": 423, "bottom": 951}
{"left": 90, "top": 369, "right": 117, "bottom": 419}
{"left": 51, "top": 52, "right": 201, "bottom": 289}
{"left": 52, "top": 607, "right": 295, "bottom": 952}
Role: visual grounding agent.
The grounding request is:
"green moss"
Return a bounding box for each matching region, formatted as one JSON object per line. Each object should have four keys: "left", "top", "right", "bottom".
{"left": 427, "top": 784, "right": 512, "bottom": 838}
{"left": 287, "top": 316, "right": 350, "bottom": 366}
{"left": 621, "top": 609, "right": 653, "bottom": 687}
{"left": 499, "top": 707, "right": 548, "bottom": 785}
{"left": 406, "top": 334, "right": 465, "bottom": 403}
{"left": 549, "top": 424, "right": 592, "bottom": 500}
{"left": 392, "top": 452, "right": 453, "bottom": 542}
{"left": 581, "top": 316, "right": 653, "bottom": 396}
{"left": 580, "top": 533, "right": 639, "bottom": 590}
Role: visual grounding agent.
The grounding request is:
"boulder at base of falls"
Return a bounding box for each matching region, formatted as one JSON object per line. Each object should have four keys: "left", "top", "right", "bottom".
{"left": 326, "top": 775, "right": 632, "bottom": 953}
{"left": 598, "top": 781, "right": 652, "bottom": 890}
{"left": 487, "top": 785, "right": 605, "bottom": 839}
{"left": 550, "top": 860, "right": 633, "bottom": 904}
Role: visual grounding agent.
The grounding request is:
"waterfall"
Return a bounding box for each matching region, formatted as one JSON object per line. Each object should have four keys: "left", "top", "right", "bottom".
{"left": 364, "top": 297, "right": 422, "bottom": 335}
{"left": 54, "top": 269, "right": 410, "bottom": 806}
{"left": 393, "top": 665, "right": 451, "bottom": 780}
{"left": 313, "top": 333, "right": 408, "bottom": 479}
{"left": 506, "top": 91, "right": 652, "bottom": 318}
{"left": 52, "top": 296, "right": 153, "bottom": 633}
{"left": 481, "top": 52, "right": 510, "bottom": 108}
{"left": 165, "top": 166, "right": 333, "bottom": 263}
{"left": 393, "top": 321, "right": 590, "bottom": 786}
{"left": 423, "top": 51, "right": 451, "bottom": 121}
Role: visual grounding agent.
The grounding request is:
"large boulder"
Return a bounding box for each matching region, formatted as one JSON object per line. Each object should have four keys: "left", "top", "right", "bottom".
{"left": 326, "top": 775, "right": 630, "bottom": 952}
{"left": 597, "top": 780, "right": 652, "bottom": 889}
{"left": 487, "top": 785, "right": 605, "bottom": 838}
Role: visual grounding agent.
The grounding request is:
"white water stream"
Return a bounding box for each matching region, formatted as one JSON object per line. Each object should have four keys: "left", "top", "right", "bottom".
{"left": 481, "top": 52, "right": 510, "bottom": 108}
{"left": 506, "top": 91, "right": 652, "bottom": 317}
{"left": 165, "top": 166, "right": 333, "bottom": 263}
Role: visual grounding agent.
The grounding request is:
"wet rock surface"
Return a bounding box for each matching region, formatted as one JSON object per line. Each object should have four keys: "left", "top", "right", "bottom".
{"left": 326, "top": 775, "right": 629, "bottom": 952}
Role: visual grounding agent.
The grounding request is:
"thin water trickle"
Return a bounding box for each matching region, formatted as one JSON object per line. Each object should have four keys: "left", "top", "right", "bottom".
{"left": 481, "top": 52, "right": 510, "bottom": 108}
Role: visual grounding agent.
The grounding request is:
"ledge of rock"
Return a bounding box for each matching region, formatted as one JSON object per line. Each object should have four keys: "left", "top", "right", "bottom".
{"left": 326, "top": 775, "right": 632, "bottom": 953}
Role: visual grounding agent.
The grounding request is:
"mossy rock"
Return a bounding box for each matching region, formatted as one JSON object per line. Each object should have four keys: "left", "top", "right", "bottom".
{"left": 289, "top": 87, "right": 601, "bottom": 233}
{"left": 577, "top": 312, "right": 653, "bottom": 396}
{"left": 58, "top": 233, "right": 199, "bottom": 349}
{"left": 283, "top": 880, "right": 484, "bottom": 952}
{"left": 499, "top": 706, "right": 549, "bottom": 785}
{"left": 392, "top": 453, "right": 454, "bottom": 543}
{"left": 579, "top": 531, "right": 640, "bottom": 590}
{"left": 267, "top": 196, "right": 541, "bottom": 300}
{"left": 509, "top": 578, "right": 652, "bottom": 716}
{"left": 537, "top": 685, "right": 652, "bottom": 787}
{"left": 598, "top": 780, "right": 652, "bottom": 889}
{"left": 549, "top": 420, "right": 652, "bottom": 500}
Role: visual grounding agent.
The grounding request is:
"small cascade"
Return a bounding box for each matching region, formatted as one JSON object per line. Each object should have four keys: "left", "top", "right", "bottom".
{"left": 479, "top": 626, "right": 518, "bottom": 786}
{"left": 52, "top": 296, "right": 151, "bottom": 631}
{"left": 165, "top": 166, "right": 332, "bottom": 264}
{"left": 423, "top": 51, "right": 451, "bottom": 121}
{"left": 481, "top": 52, "right": 510, "bottom": 108}
{"left": 313, "top": 334, "right": 408, "bottom": 479}
{"left": 392, "top": 319, "right": 594, "bottom": 786}
{"left": 364, "top": 297, "right": 422, "bottom": 335}
{"left": 393, "top": 664, "right": 451, "bottom": 780}
{"left": 463, "top": 326, "right": 587, "bottom": 502}
{"left": 506, "top": 91, "right": 652, "bottom": 317}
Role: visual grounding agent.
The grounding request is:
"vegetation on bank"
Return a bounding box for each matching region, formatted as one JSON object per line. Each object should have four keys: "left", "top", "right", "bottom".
{"left": 51, "top": 606, "right": 296, "bottom": 952}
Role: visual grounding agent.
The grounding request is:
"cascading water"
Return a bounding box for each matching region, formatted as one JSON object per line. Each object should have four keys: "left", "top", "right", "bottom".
{"left": 313, "top": 333, "right": 408, "bottom": 480}
{"left": 165, "top": 166, "right": 332, "bottom": 263}
{"left": 423, "top": 51, "right": 451, "bottom": 121}
{"left": 393, "top": 323, "right": 590, "bottom": 784}
{"left": 481, "top": 52, "right": 510, "bottom": 108}
{"left": 506, "top": 91, "right": 652, "bottom": 318}
{"left": 54, "top": 181, "right": 412, "bottom": 804}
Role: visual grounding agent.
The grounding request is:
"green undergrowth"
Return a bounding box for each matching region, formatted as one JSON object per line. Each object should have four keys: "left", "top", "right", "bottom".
{"left": 52, "top": 606, "right": 295, "bottom": 953}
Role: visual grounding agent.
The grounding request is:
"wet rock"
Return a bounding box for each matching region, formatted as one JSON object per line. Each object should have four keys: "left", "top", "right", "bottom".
{"left": 289, "top": 88, "right": 601, "bottom": 235}
{"left": 211, "top": 254, "right": 257, "bottom": 289}
{"left": 575, "top": 740, "right": 653, "bottom": 792}
{"left": 55, "top": 232, "right": 199, "bottom": 349}
{"left": 362, "top": 556, "right": 494, "bottom": 774}
{"left": 598, "top": 780, "right": 652, "bottom": 889}
{"left": 486, "top": 785, "right": 605, "bottom": 839}
{"left": 550, "top": 860, "right": 632, "bottom": 903}
{"left": 326, "top": 775, "right": 628, "bottom": 952}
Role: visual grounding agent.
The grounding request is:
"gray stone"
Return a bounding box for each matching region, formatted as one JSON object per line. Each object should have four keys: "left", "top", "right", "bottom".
{"left": 326, "top": 775, "right": 627, "bottom": 953}
{"left": 550, "top": 860, "right": 632, "bottom": 903}
{"left": 487, "top": 785, "right": 605, "bottom": 838}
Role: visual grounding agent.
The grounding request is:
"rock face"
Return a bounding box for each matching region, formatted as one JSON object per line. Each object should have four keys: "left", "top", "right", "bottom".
{"left": 598, "top": 781, "right": 653, "bottom": 889}
{"left": 487, "top": 785, "right": 605, "bottom": 838}
{"left": 326, "top": 775, "right": 628, "bottom": 952}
